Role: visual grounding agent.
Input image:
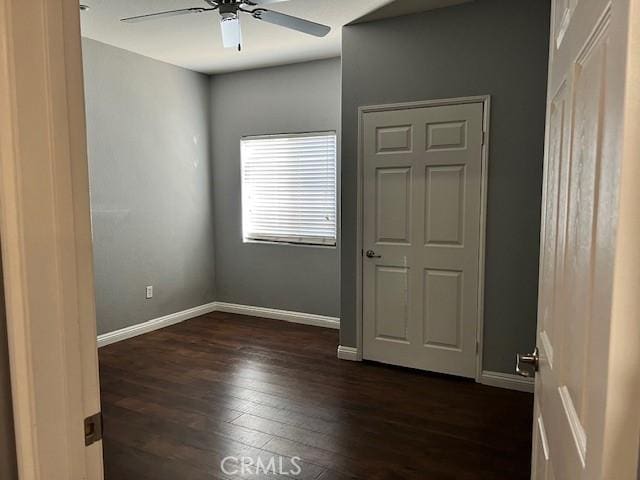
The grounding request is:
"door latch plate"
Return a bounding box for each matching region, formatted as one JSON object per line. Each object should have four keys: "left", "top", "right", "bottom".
{"left": 84, "top": 412, "right": 103, "bottom": 446}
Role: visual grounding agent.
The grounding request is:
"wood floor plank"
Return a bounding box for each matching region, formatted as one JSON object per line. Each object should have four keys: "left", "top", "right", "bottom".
{"left": 100, "top": 312, "right": 533, "bottom": 479}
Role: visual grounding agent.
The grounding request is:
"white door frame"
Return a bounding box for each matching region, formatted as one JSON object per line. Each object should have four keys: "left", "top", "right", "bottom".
{"left": 355, "top": 95, "right": 491, "bottom": 382}
{"left": 0, "top": 0, "right": 103, "bottom": 478}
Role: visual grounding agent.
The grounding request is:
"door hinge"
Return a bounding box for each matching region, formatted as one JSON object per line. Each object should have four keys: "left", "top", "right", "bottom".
{"left": 84, "top": 412, "right": 103, "bottom": 446}
{"left": 476, "top": 340, "right": 480, "bottom": 354}
{"left": 481, "top": 131, "right": 487, "bottom": 145}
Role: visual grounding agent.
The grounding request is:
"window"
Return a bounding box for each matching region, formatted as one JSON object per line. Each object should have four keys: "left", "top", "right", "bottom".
{"left": 241, "top": 132, "right": 337, "bottom": 246}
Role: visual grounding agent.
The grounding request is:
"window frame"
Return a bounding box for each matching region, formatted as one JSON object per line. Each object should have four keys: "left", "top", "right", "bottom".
{"left": 240, "top": 130, "right": 338, "bottom": 248}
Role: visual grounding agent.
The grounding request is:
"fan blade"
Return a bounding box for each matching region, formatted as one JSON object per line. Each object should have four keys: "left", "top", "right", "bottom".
{"left": 252, "top": 9, "right": 330, "bottom": 37}
{"left": 220, "top": 15, "right": 243, "bottom": 49}
{"left": 121, "top": 7, "right": 214, "bottom": 23}
{"left": 243, "top": 0, "right": 288, "bottom": 5}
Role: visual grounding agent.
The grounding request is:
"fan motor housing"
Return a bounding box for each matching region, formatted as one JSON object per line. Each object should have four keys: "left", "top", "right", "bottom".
{"left": 219, "top": 3, "right": 240, "bottom": 15}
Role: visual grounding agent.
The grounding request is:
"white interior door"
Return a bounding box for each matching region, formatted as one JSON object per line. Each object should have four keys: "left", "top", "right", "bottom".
{"left": 362, "top": 101, "right": 484, "bottom": 378}
{"left": 530, "top": 0, "right": 640, "bottom": 478}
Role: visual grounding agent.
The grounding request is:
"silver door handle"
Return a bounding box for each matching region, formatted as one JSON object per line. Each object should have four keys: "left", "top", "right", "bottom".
{"left": 365, "top": 250, "right": 381, "bottom": 258}
{"left": 516, "top": 347, "right": 539, "bottom": 377}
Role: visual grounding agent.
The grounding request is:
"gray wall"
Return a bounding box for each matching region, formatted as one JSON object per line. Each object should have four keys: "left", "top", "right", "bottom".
{"left": 83, "top": 39, "right": 216, "bottom": 335}
{"left": 0, "top": 252, "right": 18, "bottom": 480}
{"left": 341, "top": 0, "right": 550, "bottom": 373}
{"left": 210, "top": 59, "right": 340, "bottom": 317}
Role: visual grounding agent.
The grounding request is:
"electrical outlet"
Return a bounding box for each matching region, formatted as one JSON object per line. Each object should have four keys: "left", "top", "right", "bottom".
{"left": 145, "top": 286, "right": 153, "bottom": 299}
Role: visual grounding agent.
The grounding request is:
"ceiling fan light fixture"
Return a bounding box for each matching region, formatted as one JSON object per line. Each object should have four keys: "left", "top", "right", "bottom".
{"left": 220, "top": 12, "right": 242, "bottom": 49}
{"left": 119, "top": 0, "right": 331, "bottom": 52}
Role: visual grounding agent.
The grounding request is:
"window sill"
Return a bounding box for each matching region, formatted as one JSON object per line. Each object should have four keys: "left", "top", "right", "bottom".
{"left": 242, "top": 239, "right": 337, "bottom": 250}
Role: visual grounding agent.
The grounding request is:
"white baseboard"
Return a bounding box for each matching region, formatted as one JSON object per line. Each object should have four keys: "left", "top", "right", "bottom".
{"left": 480, "top": 370, "right": 535, "bottom": 393}
{"left": 98, "top": 301, "right": 340, "bottom": 348}
{"left": 337, "top": 345, "right": 361, "bottom": 361}
{"left": 213, "top": 302, "right": 340, "bottom": 330}
{"left": 97, "top": 302, "right": 217, "bottom": 348}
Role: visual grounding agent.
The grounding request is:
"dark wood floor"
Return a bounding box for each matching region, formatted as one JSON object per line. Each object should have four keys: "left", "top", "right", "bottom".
{"left": 99, "top": 312, "right": 533, "bottom": 480}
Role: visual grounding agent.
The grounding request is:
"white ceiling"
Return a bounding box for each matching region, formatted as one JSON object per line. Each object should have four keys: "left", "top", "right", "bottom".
{"left": 79, "top": 0, "right": 463, "bottom": 74}
{"left": 353, "top": 0, "right": 471, "bottom": 24}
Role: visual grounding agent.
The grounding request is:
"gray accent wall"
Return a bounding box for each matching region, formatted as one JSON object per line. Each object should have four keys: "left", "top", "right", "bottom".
{"left": 0, "top": 252, "right": 18, "bottom": 480}
{"left": 210, "top": 59, "right": 340, "bottom": 317}
{"left": 341, "top": 0, "right": 550, "bottom": 374}
{"left": 82, "top": 39, "right": 216, "bottom": 335}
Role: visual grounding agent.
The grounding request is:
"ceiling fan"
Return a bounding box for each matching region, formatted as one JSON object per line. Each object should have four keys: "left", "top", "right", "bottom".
{"left": 120, "top": 0, "right": 331, "bottom": 51}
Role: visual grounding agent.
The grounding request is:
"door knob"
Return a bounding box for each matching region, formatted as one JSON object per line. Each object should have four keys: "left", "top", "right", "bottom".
{"left": 365, "top": 250, "right": 381, "bottom": 258}
{"left": 516, "top": 347, "right": 539, "bottom": 377}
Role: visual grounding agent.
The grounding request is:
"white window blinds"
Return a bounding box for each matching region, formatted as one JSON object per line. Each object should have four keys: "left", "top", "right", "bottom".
{"left": 241, "top": 132, "right": 337, "bottom": 246}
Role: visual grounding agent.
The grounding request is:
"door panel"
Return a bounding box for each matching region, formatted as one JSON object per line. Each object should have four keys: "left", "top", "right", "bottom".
{"left": 532, "top": 404, "right": 552, "bottom": 480}
{"left": 376, "top": 167, "right": 412, "bottom": 243}
{"left": 375, "top": 266, "right": 410, "bottom": 342}
{"left": 376, "top": 125, "right": 413, "bottom": 153}
{"left": 426, "top": 121, "right": 467, "bottom": 151}
{"left": 423, "top": 269, "right": 463, "bottom": 350}
{"left": 363, "top": 102, "right": 484, "bottom": 378}
{"left": 424, "top": 165, "right": 465, "bottom": 246}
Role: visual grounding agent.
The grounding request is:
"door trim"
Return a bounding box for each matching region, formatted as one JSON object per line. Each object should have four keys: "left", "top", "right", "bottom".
{"left": 0, "top": 0, "right": 103, "bottom": 478}
{"left": 355, "top": 96, "right": 491, "bottom": 382}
